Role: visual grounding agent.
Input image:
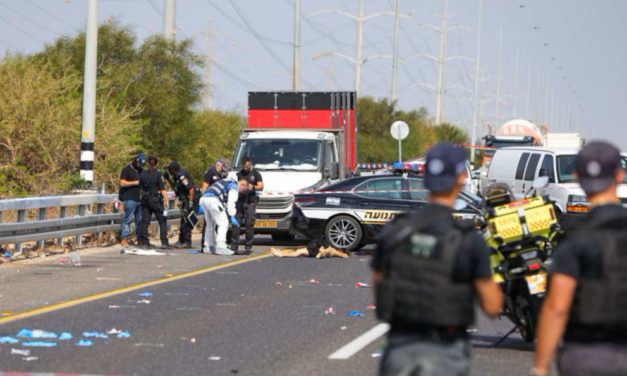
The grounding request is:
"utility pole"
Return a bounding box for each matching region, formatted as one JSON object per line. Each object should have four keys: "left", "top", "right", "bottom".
{"left": 512, "top": 48, "right": 519, "bottom": 118}
{"left": 292, "top": 0, "right": 301, "bottom": 90}
{"left": 470, "top": 0, "right": 483, "bottom": 160}
{"left": 435, "top": 0, "right": 449, "bottom": 125}
{"left": 79, "top": 0, "right": 98, "bottom": 186}
{"left": 391, "top": 0, "right": 401, "bottom": 102}
{"left": 163, "top": 0, "right": 176, "bottom": 40}
{"left": 494, "top": 27, "right": 502, "bottom": 126}
{"left": 354, "top": 0, "right": 364, "bottom": 93}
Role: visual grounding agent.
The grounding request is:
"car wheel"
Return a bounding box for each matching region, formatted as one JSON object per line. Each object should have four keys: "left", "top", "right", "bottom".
{"left": 324, "top": 215, "right": 363, "bottom": 252}
{"left": 271, "top": 233, "right": 295, "bottom": 242}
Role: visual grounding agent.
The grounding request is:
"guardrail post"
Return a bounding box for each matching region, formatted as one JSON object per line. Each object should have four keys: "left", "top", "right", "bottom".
{"left": 168, "top": 198, "right": 175, "bottom": 234}
{"left": 36, "top": 208, "right": 47, "bottom": 250}
{"left": 96, "top": 203, "right": 104, "bottom": 242}
{"left": 57, "top": 206, "right": 67, "bottom": 247}
{"left": 15, "top": 209, "right": 25, "bottom": 253}
{"left": 75, "top": 205, "right": 86, "bottom": 246}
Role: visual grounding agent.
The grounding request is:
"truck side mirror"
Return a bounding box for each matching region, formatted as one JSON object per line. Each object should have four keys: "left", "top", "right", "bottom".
{"left": 539, "top": 168, "right": 548, "bottom": 177}
{"left": 326, "top": 162, "right": 339, "bottom": 180}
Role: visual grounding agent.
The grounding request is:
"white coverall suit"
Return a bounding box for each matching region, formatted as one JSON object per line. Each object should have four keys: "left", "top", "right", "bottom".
{"left": 199, "top": 177, "right": 239, "bottom": 255}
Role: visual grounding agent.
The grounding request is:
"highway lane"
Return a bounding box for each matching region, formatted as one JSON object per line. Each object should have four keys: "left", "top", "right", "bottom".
{"left": 0, "top": 248, "right": 538, "bottom": 376}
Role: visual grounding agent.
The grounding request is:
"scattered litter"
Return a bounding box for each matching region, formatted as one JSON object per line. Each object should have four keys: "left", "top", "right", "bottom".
{"left": 134, "top": 342, "right": 164, "bottom": 348}
{"left": 0, "top": 336, "right": 19, "bottom": 344}
{"left": 57, "top": 258, "right": 69, "bottom": 265}
{"left": 177, "top": 307, "right": 201, "bottom": 311}
{"left": 58, "top": 332, "right": 73, "bottom": 340}
{"left": 76, "top": 339, "right": 94, "bottom": 347}
{"left": 366, "top": 304, "right": 377, "bottom": 310}
{"left": 288, "top": 284, "right": 293, "bottom": 289}
{"left": 187, "top": 249, "right": 202, "bottom": 254}
{"left": 82, "top": 331, "right": 108, "bottom": 339}
{"left": 23, "top": 356, "right": 39, "bottom": 361}
{"left": 371, "top": 352, "right": 382, "bottom": 358}
{"left": 3, "top": 250, "right": 11, "bottom": 258}
{"left": 117, "top": 331, "right": 131, "bottom": 339}
{"left": 325, "top": 307, "right": 335, "bottom": 315}
{"left": 137, "top": 299, "right": 151, "bottom": 304}
{"left": 121, "top": 248, "right": 166, "bottom": 256}
{"left": 138, "top": 291, "right": 153, "bottom": 297}
{"left": 96, "top": 268, "right": 102, "bottom": 272}
{"left": 190, "top": 338, "right": 196, "bottom": 344}
{"left": 347, "top": 310, "right": 365, "bottom": 317}
{"left": 309, "top": 279, "right": 320, "bottom": 284}
{"left": 275, "top": 282, "right": 283, "bottom": 286}
{"left": 22, "top": 341, "right": 57, "bottom": 347}
{"left": 355, "top": 282, "right": 371, "bottom": 288}
{"left": 466, "top": 328, "right": 478, "bottom": 333}
{"left": 107, "top": 328, "right": 123, "bottom": 335}
{"left": 11, "top": 348, "right": 30, "bottom": 356}
{"left": 108, "top": 305, "right": 121, "bottom": 309}
{"left": 340, "top": 326, "right": 347, "bottom": 330}
{"left": 209, "top": 356, "right": 221, "bottom": 361}
{"left": 17, "top": 329, "right": 58, "bottom": 339}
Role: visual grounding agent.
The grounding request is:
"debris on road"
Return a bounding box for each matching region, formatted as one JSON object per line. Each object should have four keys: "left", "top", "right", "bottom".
{"left": 209, "top": 356, "right": 221, "bottom": 361}
{"left": 76, "top": 339, "right": 94, "bottom": 347}
{"left": 325, "top": 307, "right": 335, "bottom": 315}
{"left": 137, "top": 299, "right": 151, "bottom": 304}
{"left": 187, "top": 249, "right": 202, "bottom": 254}
{"left": 371, "top": 352, "right": 382, "bottom": 358}
{"left": 275, "top": 282, "right": 282, "bottom": 286}
{"left": 355, "top": 281, "right": 371, "bottom": 288}
{"left": 0, "top": 336, "right": 19, "bottom": 344}
{"left": 190, "top": 338, "right": 196, "bottom": 344}
{"left": 58, "top": 332, "right": 73, "bottom": 340}
{"left": 22, "top": 341, "right": 57, "bottom": 347}
{"left": 10, "top": 348, "right": 30, "bottom": 356}
{"left": 121, "top": 248, "right": 166, "bottom": 256}
{"left": 17, "top": 329, "right": 58, "bottom": 339}
{"left": 82, "top": 331, "right": 108, "bottom": 339}
{"left": 138, "top": 291, "right": 153, "bottom": 297}
{"left": 340, "top": 326, "right": 347, "bottom": 330}
{"left": 23, "top": 356, "right": 39, "bottom": 361}
{"left": 366, "top": 304, "right": 376, "bottom": 310}
{"left": 308, "top": 278, "right": 320, "bottom": 284}
{"left": 346, "top": 310, "right": 365, "bottom": 318}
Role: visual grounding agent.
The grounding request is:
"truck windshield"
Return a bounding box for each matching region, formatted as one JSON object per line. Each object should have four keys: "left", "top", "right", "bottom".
{"left": 234, "top": 139, "right": 321, "bottom": 171}
{"left": 556, "top": 155, "right": 578, "bottom": 183}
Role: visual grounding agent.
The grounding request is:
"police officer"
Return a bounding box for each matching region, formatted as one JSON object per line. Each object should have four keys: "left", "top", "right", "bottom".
{"left": 372, "top": 143, "right": 503, "bottom": 376}
{"left": 534, "top": 141, "right": 627, "bottom": 376}
{"left": 137, "top": 156, "right": 169, "bottom": 249}
{"left": 236, "top": 157, "right": 264, "bottom": 255}
{"left": 118, "top": 152, "right": 146, "bottom": 247}
{"left": 199, "top": 159, "right": 229, "bottom": 252}
{"left": 166, "top": 161, "right": 196, "bottom": 248}
{"left": 199, "top": 172, "right": 247, "bottom": 255}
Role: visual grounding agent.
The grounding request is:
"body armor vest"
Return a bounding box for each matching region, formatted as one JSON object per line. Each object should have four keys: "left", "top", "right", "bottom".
{"left": 376, "top": 213, "right": 475, "bottom": 327}
{"left": 204, "top": 179, "right": 236, "bottom": 204}
{"left": 571, "top": 211, "right": 627, "bottom": 329}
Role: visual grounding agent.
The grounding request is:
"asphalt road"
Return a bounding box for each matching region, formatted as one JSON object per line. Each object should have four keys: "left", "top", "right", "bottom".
{"left": 0, "top": 243, "right": 539, "bottom": 376}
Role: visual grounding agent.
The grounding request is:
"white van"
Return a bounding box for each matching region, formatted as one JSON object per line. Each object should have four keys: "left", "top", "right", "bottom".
{"left": 484, "top": 147, "right": 627, "bottom": 214}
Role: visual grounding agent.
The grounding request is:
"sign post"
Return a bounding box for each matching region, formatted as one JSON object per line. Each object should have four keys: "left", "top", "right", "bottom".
{"left": 390, "top": 120, "right": 409, "bottom": 162}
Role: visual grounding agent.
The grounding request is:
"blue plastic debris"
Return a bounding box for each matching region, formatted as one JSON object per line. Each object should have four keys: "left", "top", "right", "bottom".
{"left": 187, "top": 249, "right": 201, "bottom": 254}
{"left": 58, "top": 332, "right": 73, "bottom": 340}
{"left": 76, "top": 339, "right": 94, "bottom": 347}
{"left": 0, "top": 336, "right": 19, "bottom": 344}
{"left": 117, "top": 331, "right": 131, "bottom": 338}
{"left": 22, "top": 341, "right": 57, "bottom": 347}
{"left": 17, "top": 329, "right": 58, "bottom": 339}
{"left": 346, "top": 310, "right": 365, "bottom": 317}
{"left": 3, "top": 250, "right": 11, "bottom": 258}
{"left": 138, "top": 291, "right": 153, "bottom": 297}
{"left": 82, "top": 331, "right": 108, "bottom": 339}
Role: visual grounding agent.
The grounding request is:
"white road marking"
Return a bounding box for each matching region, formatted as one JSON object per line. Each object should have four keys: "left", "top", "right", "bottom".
{"left": 328, "top": 323, "right": 390, "bottom": 360}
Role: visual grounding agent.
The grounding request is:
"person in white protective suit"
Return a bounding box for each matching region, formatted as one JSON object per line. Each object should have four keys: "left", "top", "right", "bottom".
{"left": 199, "top": 172, "right": 247, "bottom": 255}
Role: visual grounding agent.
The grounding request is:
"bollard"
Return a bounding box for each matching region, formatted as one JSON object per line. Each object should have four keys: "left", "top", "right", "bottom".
{"left": 57, "top": 206, "right": 66, "bottom": 247}
{"left": 36, "top": 208, "right": 47, "bottom": 250}
{"left": 96, "top": 203, "right": 104, "bottom": 243}
{"left": 76, "top": 205, "right": 86, "bottom": 246}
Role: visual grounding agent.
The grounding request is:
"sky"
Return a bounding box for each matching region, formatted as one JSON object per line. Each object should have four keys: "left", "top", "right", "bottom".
{"left": 1, "top": 0, "right": 626, "bottom": 149}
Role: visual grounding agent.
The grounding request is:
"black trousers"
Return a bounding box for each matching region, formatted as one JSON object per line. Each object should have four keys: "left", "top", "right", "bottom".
{"left": 138, "top": 197, "right": 168, "bottom": 245}
{"left": 178, "top": 200, "right": 193, "bottom": 244}
{"left": 237, "top": 201, "right": 256, "bottom": 250}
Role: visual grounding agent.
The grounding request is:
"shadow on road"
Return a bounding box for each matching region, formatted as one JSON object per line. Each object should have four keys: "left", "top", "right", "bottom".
{"left": 471, "top": 334, "right": 534, "bottom": 351}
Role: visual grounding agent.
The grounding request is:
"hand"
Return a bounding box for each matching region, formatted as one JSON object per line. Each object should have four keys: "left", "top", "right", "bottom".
{"left": 230, "top": 216, "right": 240, "bottom": 226}
{"left": 248, "top": 183, "right": 254, "bottom": 191}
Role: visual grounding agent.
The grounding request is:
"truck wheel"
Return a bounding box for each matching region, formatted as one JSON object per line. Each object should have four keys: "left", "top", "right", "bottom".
{"left": 324, "top": 215, "right": 363, "bottom": 252}
{"left": 271, "top": 233, "right": 295, "bottom": 242}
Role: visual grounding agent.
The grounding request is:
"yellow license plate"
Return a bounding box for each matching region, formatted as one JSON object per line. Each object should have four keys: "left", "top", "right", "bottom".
{"left": 255, "top": 220, "right": 278, "bottom": 228}
{"left": 525, "top": 272, "right": 547, "bottom": 295}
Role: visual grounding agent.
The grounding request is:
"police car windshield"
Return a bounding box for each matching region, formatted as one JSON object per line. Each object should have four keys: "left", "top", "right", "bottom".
{"left": 234, "top": 139, "right": 321, "bottom": 171}
{"left": 556, "top": 155, "right": 578, "bottom": 183}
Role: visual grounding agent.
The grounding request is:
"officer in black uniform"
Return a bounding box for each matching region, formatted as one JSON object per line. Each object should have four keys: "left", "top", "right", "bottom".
{"left": 138, "top": 156, "right": 169, "bottom": 249}
{"left": 372, "top": 143, "right": 503, "bottom": 376}
{"left": 236, "top": 156, "right": 263, "bottom": 255}
{"left": 166, "top": 161, "right": 196, "bottom": 248}
{"left": 534, "top": 141, "right": 627, "bottom": 376}
{"left": 199, "top": 159, "right": 229, "bottom": 253}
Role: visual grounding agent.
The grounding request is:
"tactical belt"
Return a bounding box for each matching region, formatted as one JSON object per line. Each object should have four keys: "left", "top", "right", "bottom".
{"left": 390, "top": 324, "right": 468, "bottom": 341}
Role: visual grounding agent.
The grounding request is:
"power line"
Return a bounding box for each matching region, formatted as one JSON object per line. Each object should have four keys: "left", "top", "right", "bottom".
{"left": 0, "top": 2, "right": 61, "bottom": 35}
{"left": 25, "top": 0, "right": 73, "bottom": 31}
{"left": 0, "top": 12, "right": 45, "bottom": 44}
{"left": 146, "top": 0, "right": 163, "bottom": 16}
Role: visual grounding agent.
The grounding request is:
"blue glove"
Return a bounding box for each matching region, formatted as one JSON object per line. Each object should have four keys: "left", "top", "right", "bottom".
{"left": 197, "top": 204, "right": 204, "bottom": 215}
{"left": 230, "top": 216, "right": 240, "bottom": 226}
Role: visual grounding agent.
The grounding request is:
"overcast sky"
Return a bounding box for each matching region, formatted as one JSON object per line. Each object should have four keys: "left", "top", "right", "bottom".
{"left": 1, "top": 0, "right": 625, "bottom": 149}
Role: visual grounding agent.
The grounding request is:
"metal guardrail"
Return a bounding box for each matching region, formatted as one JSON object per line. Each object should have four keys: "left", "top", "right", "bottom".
{"left": 0, "top": 193, "right": 182, "bottom": 253}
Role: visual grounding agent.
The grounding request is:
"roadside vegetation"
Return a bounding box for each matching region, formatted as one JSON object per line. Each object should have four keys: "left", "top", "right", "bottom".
{"left": 0, "top": 21, "right": 468, "bottom": 198}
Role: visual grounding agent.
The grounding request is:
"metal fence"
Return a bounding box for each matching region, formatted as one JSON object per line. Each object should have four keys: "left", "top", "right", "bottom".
{"left": 0, "top": 193, "right": 181, "bottom": 253}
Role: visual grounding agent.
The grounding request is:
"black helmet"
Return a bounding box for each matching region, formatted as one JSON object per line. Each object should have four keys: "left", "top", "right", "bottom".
{"left": 166, "top": 160, "right": 180, "bottom": 172}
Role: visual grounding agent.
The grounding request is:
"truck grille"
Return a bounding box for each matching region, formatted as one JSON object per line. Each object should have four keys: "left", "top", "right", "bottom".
{"left": 257, "top": 196, "right": 293, "bottom": 211}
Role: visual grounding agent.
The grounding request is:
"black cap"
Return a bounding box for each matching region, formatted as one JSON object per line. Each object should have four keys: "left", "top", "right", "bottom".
{"left": 424, "top": 143, "right": 468, "bottom": 193}
{"left": 167, "top": 161, "right": 180, "bottom": 171}
{"left": 575, "top": 141, "right": 621, "bottom": 194}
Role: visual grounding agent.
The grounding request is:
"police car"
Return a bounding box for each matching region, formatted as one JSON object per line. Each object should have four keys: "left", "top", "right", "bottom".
{"left": 290, "top": 163, "right": 483, "bottom": 251}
